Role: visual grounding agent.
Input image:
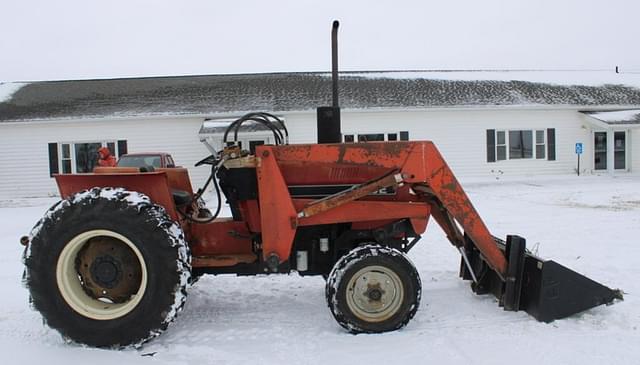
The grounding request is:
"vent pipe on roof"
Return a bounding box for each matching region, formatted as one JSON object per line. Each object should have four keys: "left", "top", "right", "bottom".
{"left": 317, "top": 20, "right": 342, "bottom": 144}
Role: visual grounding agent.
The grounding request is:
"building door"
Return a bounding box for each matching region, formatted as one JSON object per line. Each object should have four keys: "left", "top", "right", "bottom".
{"left": 594, "top": 132, "right": 607, "bottom": 170}
{"left": 594, "top": 131, "right": 626, "bottom": 171}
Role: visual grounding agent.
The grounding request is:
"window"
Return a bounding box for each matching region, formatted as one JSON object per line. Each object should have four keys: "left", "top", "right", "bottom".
{"left": 343, "top": 131, "right": 409, "bottom": 143}
{"left": 486, "top": 129, "right": 554, "bottom": 162}
{"left": 496, "top": 131, "right": 506, "bottom": 161}
{"left": 614, "top": 131, "right": 626, "bottom": 170}
{"left": 508, "top": 130, "right": 533, "bottom": 159}
{"left": 358, "top": 134, "right": 384, "bottom": 142}
{"left": 61, "top": 143, "right": 72, "bottom": 173}
{"left": 117, "top": 155, "right": 162, "bottom": 168}
{"left": 166, "top": 155, "right": 176, "bottom": 168}
{"left": 107, "top": 142, "right": 116, "bottom": 156}
{"left": 74, "top": 142, "right": 103, "bottom": 172}
{"left": 535, "top": 130, "right": 545, "bottom": 159}
{"left": 48, "top": 140, "right": 127, "bottom": 175}
{"left": 594, "top": 132, "right": 607, "bottom": 170}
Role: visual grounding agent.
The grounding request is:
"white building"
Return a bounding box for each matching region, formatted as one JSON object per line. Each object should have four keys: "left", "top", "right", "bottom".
{"left": 1, "top": 71, "right": 639, "bottom": 199}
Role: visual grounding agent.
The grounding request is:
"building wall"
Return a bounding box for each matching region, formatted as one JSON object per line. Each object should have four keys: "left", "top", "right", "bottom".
{"left": 0, "top": 107, "right": 618, "bottom": 199}
{"left": 631, "top": 129, "right": 639, "bottom": 173}
{"left": 339, "top": 108, "right": 591, "bottom": 179}
{"left": 0, "top": 117, "right": 211, "bottom": 199}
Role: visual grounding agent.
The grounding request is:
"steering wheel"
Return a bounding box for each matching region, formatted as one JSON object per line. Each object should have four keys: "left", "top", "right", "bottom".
{"left": 195, "top": 154, "right": 218, "bottom": 167}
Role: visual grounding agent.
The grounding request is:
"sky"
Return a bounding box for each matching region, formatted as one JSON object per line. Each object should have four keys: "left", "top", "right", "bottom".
{"left": 1, "top": 0, "right": 639, "bottom": 82}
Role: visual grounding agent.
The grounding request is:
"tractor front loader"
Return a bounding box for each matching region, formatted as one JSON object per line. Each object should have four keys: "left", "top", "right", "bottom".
{"left": 21, "top": 21, "right": 621, "bottom": 348}
{"left": 21, "top": 137, "right": 622, "bottom": 347}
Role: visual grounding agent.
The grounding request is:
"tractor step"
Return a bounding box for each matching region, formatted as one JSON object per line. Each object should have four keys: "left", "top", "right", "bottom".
{"left": 460, "top": 235, "right": 623, "bottom": 322}
{"left": 192, "top": 254, "right": 257, "bottom": 268}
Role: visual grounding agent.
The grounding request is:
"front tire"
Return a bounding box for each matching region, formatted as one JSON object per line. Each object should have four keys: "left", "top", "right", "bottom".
{"left": 25, "top": 188, "right": 191, "bottom": 347}
{"left": 326, "top": 244, "right": 421, "bottom": 333}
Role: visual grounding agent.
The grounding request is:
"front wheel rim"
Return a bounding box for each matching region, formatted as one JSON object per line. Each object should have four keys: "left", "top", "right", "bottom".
{"left": 345, "top": 265, "right": 404, "bottom": 323}
{"left": 56, "top": 229, "right": 148, "bottom": 320}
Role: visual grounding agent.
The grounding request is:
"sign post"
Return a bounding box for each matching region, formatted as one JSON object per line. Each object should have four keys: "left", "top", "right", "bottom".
{"left": 575, "top": 143, "right": 583, "bottom": 176}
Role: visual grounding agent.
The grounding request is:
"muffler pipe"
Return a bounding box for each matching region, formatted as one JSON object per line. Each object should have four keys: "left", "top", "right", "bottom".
{"left": 317, "top": 20, "right": 342, "bottom": 144}
{"left": 331, "top": 20, "right": 339, "bottom": 108}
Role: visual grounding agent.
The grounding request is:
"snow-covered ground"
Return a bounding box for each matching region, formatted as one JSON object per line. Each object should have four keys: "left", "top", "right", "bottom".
{"left": 1, "top": 175, "right": 638, "bottom": 364}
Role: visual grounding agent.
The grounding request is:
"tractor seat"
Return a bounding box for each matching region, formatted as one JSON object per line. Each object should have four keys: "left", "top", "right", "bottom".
{"left": 171, "top": 190, "right": 192, "bottom": 207}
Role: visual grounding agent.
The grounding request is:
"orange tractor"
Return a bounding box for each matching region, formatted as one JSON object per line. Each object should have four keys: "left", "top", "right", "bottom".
{"left": 22, "top": 22, "right": 621, "bottom": 348}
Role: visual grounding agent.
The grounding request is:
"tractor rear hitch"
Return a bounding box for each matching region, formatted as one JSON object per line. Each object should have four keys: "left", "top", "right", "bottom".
{"left": 460, "top": 235, "right": 623, "bottom": 322}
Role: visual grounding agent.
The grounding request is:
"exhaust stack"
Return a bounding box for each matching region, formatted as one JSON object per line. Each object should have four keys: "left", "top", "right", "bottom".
{"left": 317, "top": 20, "right": 342, "bottom": 144}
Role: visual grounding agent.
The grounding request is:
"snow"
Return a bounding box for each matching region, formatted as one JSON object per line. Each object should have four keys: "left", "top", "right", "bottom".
{"left": 584, "top": 109, "right": 640, "bottom": 124}
{"left": 349, "top": 70, "right": 640, "bottom": 88}
{"left": 1, "top": 174, "right": 639, "bottom": 364}
{"left": 0, "top": 82, "right": 28, "bottom": 103}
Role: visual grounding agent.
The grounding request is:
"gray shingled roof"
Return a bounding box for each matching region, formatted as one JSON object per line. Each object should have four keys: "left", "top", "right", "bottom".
{"left": 2, "top": 71, "right": 640, "bottom": 122}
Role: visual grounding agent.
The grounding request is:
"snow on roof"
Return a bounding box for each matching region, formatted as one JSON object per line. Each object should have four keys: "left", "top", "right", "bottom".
{"left": 0, "top": 82, "right": 29, "bottom": 103}
{"left": 2, "top": 71, "right": 640, "bottom": 122}
{"left": 581, "top": 109, "right": 640, "bottom": 125}
{"left": 352, "top": 70, "right": 640, "bottom": 88}
{"left": 199, "top": 117, "right": 284, "bottom": 134}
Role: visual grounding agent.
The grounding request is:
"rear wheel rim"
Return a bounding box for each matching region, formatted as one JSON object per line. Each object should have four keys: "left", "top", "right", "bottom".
{"left": 56, "top": 230, "right": 148, "bottom": 320}
{"left": 345, "top": 265, "right": 404, "bottom": 323}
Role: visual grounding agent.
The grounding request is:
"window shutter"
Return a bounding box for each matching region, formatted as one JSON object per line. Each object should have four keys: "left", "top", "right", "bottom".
{"left": 486, "top": 129, "right": 496, "bottom": 162}
{"left": 547, "top": 129, "right": 556, "bottom": 161}
{"left": 48, "top": 143, "right": 59, "bottom": 177}
{"left": 117, "top": 140, "right": 128, "bottom": 157}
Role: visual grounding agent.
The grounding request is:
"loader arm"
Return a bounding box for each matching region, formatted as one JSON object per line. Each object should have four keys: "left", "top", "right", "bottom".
{"left": 403, "top": 143, "right": 508, "bottom": 277}
{"left": 254, "top": 141, "right": 620, "bottom": 321}
{"left": 255, "top": 141, "right": 508, "bottom": 276}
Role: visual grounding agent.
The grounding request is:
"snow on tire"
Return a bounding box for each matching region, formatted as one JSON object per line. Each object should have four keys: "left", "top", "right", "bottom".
{"left": 326, "top": 244, "right": 421, "bottom": 333}
{"left": 24, "top": 187, "right": 191, "bottom": 348}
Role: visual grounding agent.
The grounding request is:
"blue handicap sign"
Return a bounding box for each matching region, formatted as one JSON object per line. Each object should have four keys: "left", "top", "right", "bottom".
{"left": 575, "top": 143, "right": 583, "bottom": 155}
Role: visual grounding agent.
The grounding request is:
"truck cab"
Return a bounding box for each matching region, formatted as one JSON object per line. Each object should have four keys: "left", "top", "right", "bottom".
{"left": 117, "top": 152, "right": 176, "bottom": 169}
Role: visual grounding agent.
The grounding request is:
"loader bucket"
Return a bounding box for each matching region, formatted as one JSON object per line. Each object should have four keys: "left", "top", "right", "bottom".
{"left": 518, "top": 255, "right": 623, "bottom": 322}
{"left": 460, "top": 235, "right": 623, "bottom": 322}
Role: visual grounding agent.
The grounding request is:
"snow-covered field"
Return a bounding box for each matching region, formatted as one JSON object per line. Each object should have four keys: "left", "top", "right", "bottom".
{"left": 1, "top": 175, "right": 638, "bottom": 364}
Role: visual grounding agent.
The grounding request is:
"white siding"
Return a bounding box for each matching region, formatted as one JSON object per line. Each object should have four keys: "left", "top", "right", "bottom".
{"left": 632, "top": 129, "right": 639, "bottom": 173}
{"left": 280, "top": 112, "right": 318, "bottom": 143}
{"left": 0, "top": 117, "right": 211, "bottom": 199}
{"left": 339, "top": 109, "right": 590, "bottom": 179}
{"left": 0, "top": 108, "right": 618, "bottom": 199}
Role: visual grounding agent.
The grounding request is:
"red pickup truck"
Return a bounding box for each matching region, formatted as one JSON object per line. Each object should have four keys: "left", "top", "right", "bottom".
{"left": 117, "top": 153, "right": 177, "bottom": 169}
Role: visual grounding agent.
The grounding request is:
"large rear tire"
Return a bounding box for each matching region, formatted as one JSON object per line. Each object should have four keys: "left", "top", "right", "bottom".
{"left": 24, "top": 188, "right": 191, "bottom": 348}
{"left": 326, "top": 244, "right": 421, "bottom": 333}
